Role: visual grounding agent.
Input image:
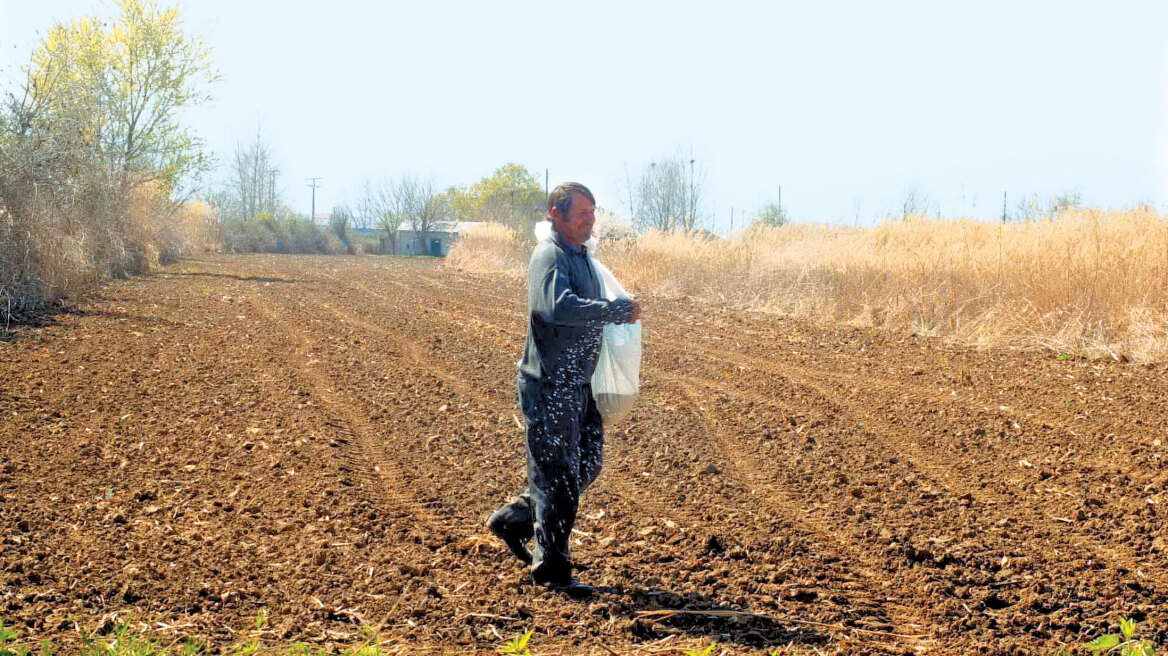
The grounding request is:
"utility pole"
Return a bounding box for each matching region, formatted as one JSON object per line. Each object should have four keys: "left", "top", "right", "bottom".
{"left": 688, "top": 159, "right": 695, "bottom": 229}
{"left": 307, "top": 177, "right": 323, "bottom": 222}
{"left": 1001, "top": 191, "right": 1008, "bottom": 224}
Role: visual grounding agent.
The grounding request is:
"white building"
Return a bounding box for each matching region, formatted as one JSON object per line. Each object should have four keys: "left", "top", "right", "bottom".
{"left": 354, "top": 222, "right": 482, "bottom": 256}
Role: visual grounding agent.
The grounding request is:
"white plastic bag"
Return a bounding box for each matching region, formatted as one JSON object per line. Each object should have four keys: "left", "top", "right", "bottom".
{"left": 590, "top": 256, "right": 641, "bottom": 425}
{"left": 533, "top": 221, "right": 641, "bottom": 424}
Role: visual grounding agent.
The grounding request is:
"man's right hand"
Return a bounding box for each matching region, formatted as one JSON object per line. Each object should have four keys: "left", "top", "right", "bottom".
{"left": 628, "top": 299, "right": 643, "bottom": 324}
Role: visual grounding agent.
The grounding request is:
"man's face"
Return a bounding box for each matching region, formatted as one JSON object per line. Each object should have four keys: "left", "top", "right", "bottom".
{"left": 551, "top": 193, "right": 595, "bottom": 248}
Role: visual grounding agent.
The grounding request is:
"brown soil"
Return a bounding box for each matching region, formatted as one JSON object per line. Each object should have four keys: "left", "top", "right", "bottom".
{"left": 2, "top": 254, "right": 1166, "bottom": 655}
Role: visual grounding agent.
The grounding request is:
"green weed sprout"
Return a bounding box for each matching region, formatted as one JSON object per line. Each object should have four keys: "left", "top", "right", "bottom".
{"left": 498, "top": 630, "right": 533, "bottom": 656}
{"left": 233, "top": 610, "right": 267, "bottom": 656}
{"left": 1083, "top": 617, "right": 1157, "bottom": 656}
{"left": 0, "top": 622, "right": 19, "bottom": 656}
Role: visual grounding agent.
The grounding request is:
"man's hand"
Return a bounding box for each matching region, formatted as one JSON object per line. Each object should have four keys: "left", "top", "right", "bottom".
{"left": 628, "top": 298, "right": 643, "bottom": 324}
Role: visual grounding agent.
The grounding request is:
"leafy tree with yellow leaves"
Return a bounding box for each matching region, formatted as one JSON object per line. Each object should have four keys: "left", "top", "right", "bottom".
{"left": 18, "top": 0, "right": 218, "bottom": 195}
{"left": 443, "top": 163, "right": 544, "bottom": 232}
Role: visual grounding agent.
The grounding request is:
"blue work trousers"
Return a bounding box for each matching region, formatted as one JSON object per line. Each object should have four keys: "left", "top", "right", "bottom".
{"left": 496, "top": 375, "right": 604, "bottom": 583}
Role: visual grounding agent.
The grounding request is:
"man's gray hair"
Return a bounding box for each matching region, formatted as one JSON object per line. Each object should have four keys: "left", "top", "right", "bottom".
{"left": 547, "top": 182, "right": 595, "bottom": 219}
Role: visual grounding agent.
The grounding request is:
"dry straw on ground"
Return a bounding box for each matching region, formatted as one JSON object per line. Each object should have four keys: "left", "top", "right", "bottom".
{"left": 446, "top": 208, "right": 1168, "bottom": 362}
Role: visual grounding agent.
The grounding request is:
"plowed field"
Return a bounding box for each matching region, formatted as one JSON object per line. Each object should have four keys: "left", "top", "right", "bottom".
{"left": 3, "top": 254, "right": 1167, "bottom": 655}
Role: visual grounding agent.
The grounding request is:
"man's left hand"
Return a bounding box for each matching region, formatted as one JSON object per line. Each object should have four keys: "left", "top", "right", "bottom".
{"left": 628, "top": 298, "right": 643, "bottom": 324}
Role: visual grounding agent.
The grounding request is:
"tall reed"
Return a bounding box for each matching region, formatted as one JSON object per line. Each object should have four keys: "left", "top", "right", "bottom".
{"left": 446, "top": 209, "right": 1168, "bottom": 362}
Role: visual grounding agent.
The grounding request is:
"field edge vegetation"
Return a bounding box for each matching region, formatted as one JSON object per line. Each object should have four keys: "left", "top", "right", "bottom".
{"left": 0, "top": 0, "right": 217, "bottom": 321}
{"left": 447, "top": 208, "right": 1168, "bottom": 363}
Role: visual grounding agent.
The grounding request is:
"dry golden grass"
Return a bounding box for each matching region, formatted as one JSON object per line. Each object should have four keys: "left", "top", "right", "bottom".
{"left": 0, "top": 180, "right": 210, "bottom": 318}
{"left": 446, "top": 209, "right": 1168, "bottom": 362}
{"left": 444, "top": 222, "right": 529, "bottom": 278}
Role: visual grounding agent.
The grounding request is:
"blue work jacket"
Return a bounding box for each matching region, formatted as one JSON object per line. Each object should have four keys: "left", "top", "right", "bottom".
{"left": 518, "top": 230, "right": 632, "bottom": 388}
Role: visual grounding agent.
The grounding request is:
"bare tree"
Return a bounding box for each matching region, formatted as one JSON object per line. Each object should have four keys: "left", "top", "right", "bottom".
{"left": 354, "top": 179, "right": 378, "bottom": 231}
{"left": 620, "top": 162, "right": 639, "bottom": 226}
{"left": 1050, "top": 190, "right": 1083, "bottom": 214}
{"left": 376, "top": 212, "right": 403, "bottom": 255}
{"left": 392, "top": 175, "right": 445, "bottom": 253}
{"left": 630, "top": 148, "right": 706, "bottom": 232}
{"left": 365, "top": 179, "right": 400, "bottom": 254}
{"left": 898, "top": 186, "right": 928, "bottom": 221}
{"left": 199, "top": 186, "right": 233, "bottom": 247}
{"left": 196, "top": 123, "right": 300, "bottom": 253}
{"left": 330, "top": 203, "right": 354, "bottom": 252}
{"left": 1014, "top": 193, "right": 1042, "bottom": 222}
{"left": 230, "top": 125, "right": 280, "bottom": 222}
{"left": 1015, "top": 189, "right": 1083, "bottom": 222}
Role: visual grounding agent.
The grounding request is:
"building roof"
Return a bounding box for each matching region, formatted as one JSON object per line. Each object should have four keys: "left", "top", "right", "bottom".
{"left": 396, "top": 221, "right": 483, "bottom": 235}
{"left": 349, "top": 221, "right": 487, "bottom": 236}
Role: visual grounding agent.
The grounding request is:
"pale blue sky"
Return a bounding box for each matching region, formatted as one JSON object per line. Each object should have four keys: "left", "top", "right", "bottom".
{"left": 3, "top": 1, "right": 1166, "bottom": 229}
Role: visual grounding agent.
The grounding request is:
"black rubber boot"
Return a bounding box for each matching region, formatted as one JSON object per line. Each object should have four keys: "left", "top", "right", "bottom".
{"left": 550, "top": 577, "right": 596, "bottom": 600}
{"left": 487, "top": 506, "right": 533, "bottom": 564}
{"left": 532, "top": 567, "right": 596, "bottom": 600}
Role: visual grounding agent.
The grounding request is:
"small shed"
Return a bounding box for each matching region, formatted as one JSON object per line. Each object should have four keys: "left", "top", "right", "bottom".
{"left": 396, "top": 222, "right": 481, "bottom": 256}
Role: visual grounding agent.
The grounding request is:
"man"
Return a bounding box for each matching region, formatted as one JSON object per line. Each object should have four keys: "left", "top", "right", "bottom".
{"left": 487, "top": 182, "right": 643, "bottom": 599}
